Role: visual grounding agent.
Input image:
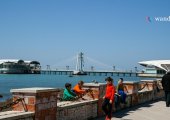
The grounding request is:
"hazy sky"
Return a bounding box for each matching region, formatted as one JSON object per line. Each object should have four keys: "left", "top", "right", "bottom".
{"left": 0, "top": 0, "right": 170, "bottom": 70}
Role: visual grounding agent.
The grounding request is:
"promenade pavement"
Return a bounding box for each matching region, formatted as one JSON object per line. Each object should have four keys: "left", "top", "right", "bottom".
{"left": 96, "top": 99, "right": 170, "bottom": 120}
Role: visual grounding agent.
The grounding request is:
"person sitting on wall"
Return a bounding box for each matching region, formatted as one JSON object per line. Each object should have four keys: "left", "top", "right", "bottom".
{"left": 63, "top": 83, "right": 77, "bottom": 101}
{"left": 117, "top": 78, "right": 127, "bottom": 104}
{"left": 73, "top": 80, "right": 89, "bottom": 98}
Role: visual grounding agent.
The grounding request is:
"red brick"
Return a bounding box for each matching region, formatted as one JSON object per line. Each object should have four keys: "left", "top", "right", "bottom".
{"left": 11, "top": 88, "right": 58, "bottom": 120}
{"left": 28, "top": 97, "right": 35, "bottom": 104}
{"left": 26, "top": 104, "right": 35, "bottom": 112}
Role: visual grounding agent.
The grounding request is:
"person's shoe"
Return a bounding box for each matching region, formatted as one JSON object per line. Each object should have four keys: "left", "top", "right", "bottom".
{"left": 107, "top": 115, "right": 111, "bottom": 120}
{"left": 107, "top": 117, "right": 111, "bottom": 120}
{"left": 105, "top": 115, "right": 108, "bottom": 120}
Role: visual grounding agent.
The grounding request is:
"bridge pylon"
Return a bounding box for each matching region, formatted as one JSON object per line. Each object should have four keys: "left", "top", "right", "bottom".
{"left": 73, "top": 52, "right": 87, "bottom": 75}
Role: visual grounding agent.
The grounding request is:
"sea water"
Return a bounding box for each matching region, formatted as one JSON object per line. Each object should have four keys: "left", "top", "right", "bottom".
{"left": 0, "top": 74, "right": 154, "bottom": 102}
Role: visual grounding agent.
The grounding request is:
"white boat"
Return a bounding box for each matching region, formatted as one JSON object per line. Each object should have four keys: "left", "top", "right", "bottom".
{"left": 72, "top": 70, "right": 87, "bottom": 75}
{"left": 0, "top": 59, "right": 41, "bottom": 74}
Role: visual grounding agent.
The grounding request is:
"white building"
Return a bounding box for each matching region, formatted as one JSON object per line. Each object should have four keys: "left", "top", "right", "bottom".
{"left": 138, "top": 60, "right": 170, "bottom": 74}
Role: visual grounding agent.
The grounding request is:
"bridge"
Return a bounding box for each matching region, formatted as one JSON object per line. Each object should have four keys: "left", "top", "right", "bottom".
{"left": 41, "top": 52, "right": 139, "bottom": 76}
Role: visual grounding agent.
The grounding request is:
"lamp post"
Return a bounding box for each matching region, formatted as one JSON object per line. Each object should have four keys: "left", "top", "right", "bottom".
{"left": 113, "top": 65, "right": 115, "bottom": 71}
{"left": 135, "top": 66, "right": 138, "bottom": 72}
{"left": 46, "top": 65, "right": 51, "bottom": 70}
{"left": 66, "top": 66, "right": 69, "bottom": 70}
{"left": 91, "top": 66, "right": 94, "bottom": 71}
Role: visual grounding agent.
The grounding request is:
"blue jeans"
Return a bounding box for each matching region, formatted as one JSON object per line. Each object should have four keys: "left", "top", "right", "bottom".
{"left": 118, "top": 90, "right": 126, "bottom": 103}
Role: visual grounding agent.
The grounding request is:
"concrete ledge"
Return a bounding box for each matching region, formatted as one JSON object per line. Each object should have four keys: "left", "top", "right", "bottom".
{"left": 83, "top": 83, "right": 106, "bottom": 87}
{"left": 10, "top": 87, "right": 59, "bottom": 93}
{"left": 123, "top": 81, "right": 139, "bottom": 84}
{"left": 138, "top": 73, "right": 163, "bottom": 78}
{"left": 140, "top": 80, "right": 157, "bottom": 82}
{"left": 138, "top": 90, "right": 153, "bottom": 93}
{"left": 57, "top": 99, "right": 98, "bottom": 109}
{"left": 0, "top": 111, "right": 34, "bottom": 120}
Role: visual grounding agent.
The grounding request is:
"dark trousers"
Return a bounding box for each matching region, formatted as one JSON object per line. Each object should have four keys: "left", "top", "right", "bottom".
{"left": 164, "top": 91, "right": 170, "bottom": 107}
{"left": 102, "top": 98, "right": 112, "bottom": 118}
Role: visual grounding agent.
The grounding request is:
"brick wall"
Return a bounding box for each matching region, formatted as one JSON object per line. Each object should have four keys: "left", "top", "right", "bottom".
{"left": 10, "top": 88, "right": 58, "bottom": 120}
{"left": 83, "top": 83, "right": 106, "bottom": 117}
{"left": 57, "top": 100, "right": 97, "bottom": 120}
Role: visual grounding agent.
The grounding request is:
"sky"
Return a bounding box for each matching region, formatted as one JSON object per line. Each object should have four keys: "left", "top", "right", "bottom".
{"left": 0, "top": 0, "right": 170, "bottom": 71}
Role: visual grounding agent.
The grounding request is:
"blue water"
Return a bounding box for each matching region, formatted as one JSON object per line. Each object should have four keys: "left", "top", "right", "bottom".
{"left": 0, "top": 74, "right": 154, "bottom": 102}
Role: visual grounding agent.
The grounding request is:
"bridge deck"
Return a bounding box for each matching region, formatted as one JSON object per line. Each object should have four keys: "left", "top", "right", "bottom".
{"left": 97, "top": 99, "right": 170, "bottom": 120}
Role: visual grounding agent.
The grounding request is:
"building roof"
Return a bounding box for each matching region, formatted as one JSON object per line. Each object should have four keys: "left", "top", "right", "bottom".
{"left": 138, "top": 60, "right": 170, "bottom": 71}
{"left": 0, "top": 59, "right": 20, "bottom": 64}
{"left": 0, "top": 59, "right": 40, "bottom": 65}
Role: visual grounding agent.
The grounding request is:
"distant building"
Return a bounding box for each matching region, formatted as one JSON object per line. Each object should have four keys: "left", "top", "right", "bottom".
{"left": 138, "top": 60, "right": 170, "bottom": 74}
{"left": 0, "top": 59, "right": 41, "bottom": 74}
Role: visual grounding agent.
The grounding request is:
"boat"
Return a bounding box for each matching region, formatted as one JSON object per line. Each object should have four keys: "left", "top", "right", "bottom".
{"left": 72, "top": 70, "right": 87, "bottom": 75}
{"left": 0, "top": 59, "right": 41, "bottom": 74}
{"left": 69, "top": 75, "right": 73, "bottom": 77}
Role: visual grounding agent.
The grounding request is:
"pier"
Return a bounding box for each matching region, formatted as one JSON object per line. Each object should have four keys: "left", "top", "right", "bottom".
{"left": 41, "top": 70, "right": 138, "bottom": 77}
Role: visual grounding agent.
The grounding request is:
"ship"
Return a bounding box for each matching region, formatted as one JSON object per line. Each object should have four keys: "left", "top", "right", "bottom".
{"left": 0, "top": 59, "right": 41, "bottom": 74}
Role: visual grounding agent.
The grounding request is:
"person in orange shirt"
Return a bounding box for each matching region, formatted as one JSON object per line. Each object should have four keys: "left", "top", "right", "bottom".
{"left": 73, "top": 80, "right": 87, "bottom": 97}
{"left": 102, "top": 77, "right": 116, "bottom": 120}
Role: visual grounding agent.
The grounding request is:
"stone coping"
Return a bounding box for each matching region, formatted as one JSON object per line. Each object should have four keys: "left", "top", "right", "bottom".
{"left": 10, "top": 87, "right": 59, "bottom": 93}
{"left": 83, "top": 83, "right": 106, "bottom": 87}
{"left": 0, "top": 111, "right": 34, "bottom": 120}
{"left": 140, "top": 80, "right": 158, "bottom": 82}
{"left": 138, "top": 90, "right": 153, "bottom": 93}
{"left": 123, "top": 81, "right": 139, "bottom": 84}
{"left": 57, "top": 99, "right": 98, "bottom": 109}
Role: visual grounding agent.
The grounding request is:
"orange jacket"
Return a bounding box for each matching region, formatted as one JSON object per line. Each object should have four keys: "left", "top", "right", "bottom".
{"left": 73, "top": 84, "right": 86, "bottom": 95}
{"left": 105, "top": 84, "right": 115, "bottom": 101}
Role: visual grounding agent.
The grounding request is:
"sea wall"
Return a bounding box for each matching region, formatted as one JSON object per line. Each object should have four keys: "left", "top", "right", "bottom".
{"left": 57, "top": 100, "right": 97, "bottom": 120}
{"left": 10, "top": 88, "right": 58, "bottom": 120}
{"left": 0, "top": 79, "right": 164, "bottom": 120}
